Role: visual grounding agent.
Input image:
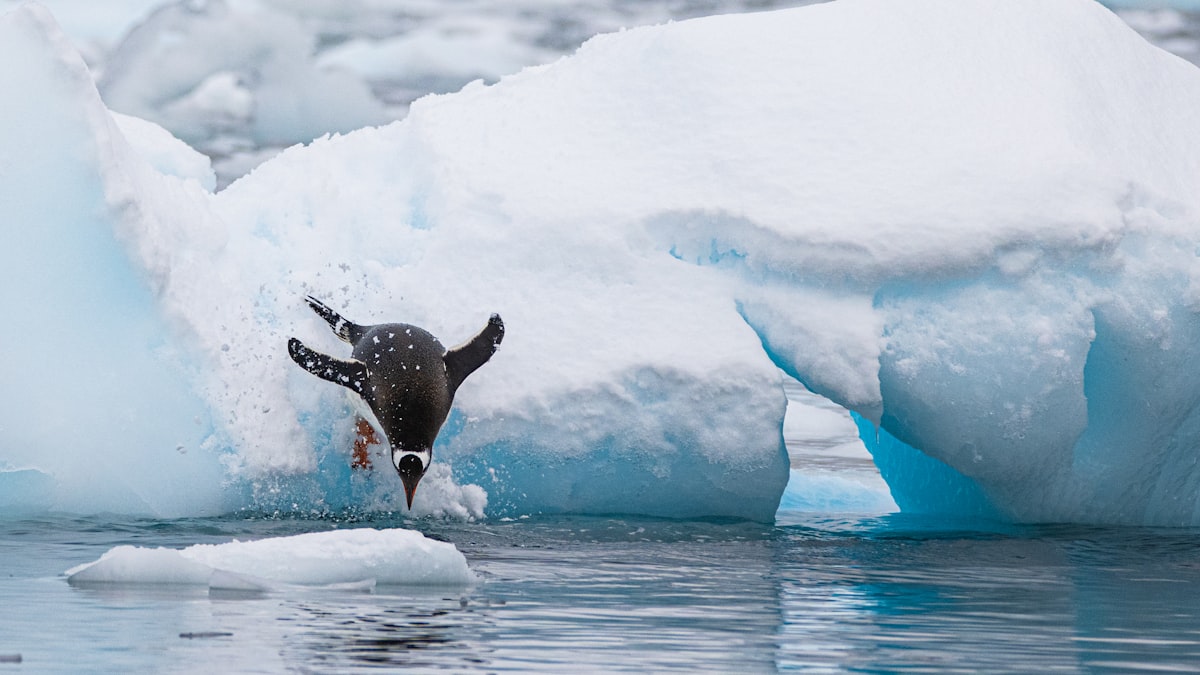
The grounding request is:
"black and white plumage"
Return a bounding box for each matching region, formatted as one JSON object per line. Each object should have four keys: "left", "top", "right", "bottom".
{"left": 288, "top": 295, "right": 504, "bottom": 508}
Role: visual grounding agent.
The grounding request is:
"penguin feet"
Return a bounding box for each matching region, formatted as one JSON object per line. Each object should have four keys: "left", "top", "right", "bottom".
{"left": 352, "top": 416, "right": 380, "bottom": 470}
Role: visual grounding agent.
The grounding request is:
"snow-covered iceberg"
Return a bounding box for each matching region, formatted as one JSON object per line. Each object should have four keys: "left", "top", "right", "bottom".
{"left": 0, "top": 5, "right": 230, "bottom": 518}
{"left": 4, "top": 0, "right": 1200, "bottom": 525}
{"left": 65, "top": 528, "right": 473, "bottom": 589}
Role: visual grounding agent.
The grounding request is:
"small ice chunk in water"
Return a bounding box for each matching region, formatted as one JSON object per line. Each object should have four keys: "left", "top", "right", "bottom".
{"left": 65, "top": 528, "right": 473, "bottom": 588}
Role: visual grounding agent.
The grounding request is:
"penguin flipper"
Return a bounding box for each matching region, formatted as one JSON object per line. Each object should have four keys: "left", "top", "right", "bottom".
{"left": 304, "top": 295, "right": 366, "bottom": 345}
{"left": 288, "top": 337, "right": 372, "bottom": 401}
{"left": 444, "top": 314, "right": 504, "bottom": 394}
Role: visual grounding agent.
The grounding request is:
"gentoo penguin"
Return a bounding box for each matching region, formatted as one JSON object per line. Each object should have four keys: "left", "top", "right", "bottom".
{"left": 287, "top": 296, "right": 504, "bottom": 508}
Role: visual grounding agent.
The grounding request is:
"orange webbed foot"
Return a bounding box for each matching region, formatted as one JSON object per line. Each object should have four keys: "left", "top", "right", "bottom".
{"left": 352, "top": 416, "right": 380, "bottom": 470}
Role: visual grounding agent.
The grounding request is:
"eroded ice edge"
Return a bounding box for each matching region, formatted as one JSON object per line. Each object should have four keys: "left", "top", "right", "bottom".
{"left": 65, "top": 528, "right": 473, "bottom": 589}
{"left": 4, "top": 0, "right": 1200, "bottom": 526}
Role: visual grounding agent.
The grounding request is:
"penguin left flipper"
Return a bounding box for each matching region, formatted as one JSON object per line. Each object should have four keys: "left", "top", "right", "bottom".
{"left": 443, "top": 314, "right": 505, "bottom": 394}
{"left": 287, "top": 337, "right": 373, "bottom": 402}
{"left": 304, "top": 295, "right": 366, "bottom": 344}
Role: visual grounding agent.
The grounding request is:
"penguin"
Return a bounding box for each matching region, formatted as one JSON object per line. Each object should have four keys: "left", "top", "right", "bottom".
{"left": 287, "top": 295, "right": 504, "bottom": 509}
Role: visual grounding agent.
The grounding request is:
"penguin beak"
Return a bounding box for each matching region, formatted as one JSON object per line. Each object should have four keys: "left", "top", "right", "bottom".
{"left": 393, "top": 451, "right": 428, "bottom": 510}
{"left": 399, "top": 471, "right": 422, "bottom": 510}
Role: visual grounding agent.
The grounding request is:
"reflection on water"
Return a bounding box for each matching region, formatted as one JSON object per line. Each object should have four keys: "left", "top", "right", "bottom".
{"left": 4, "top": 388, "right": 1198, "bottom": 675}
{"left": 279, "top": 601, "right": 464, "bottom": 670}
{"left": 5, "top": 515, "right": 1200, "bottom": 672}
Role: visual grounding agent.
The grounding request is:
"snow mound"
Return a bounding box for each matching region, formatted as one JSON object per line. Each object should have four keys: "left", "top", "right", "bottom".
{"left": 111, "top": 111, "right": 216, "bottom": 190}
{"left": 65, "top": 528, "right": 473, "bottom": 588}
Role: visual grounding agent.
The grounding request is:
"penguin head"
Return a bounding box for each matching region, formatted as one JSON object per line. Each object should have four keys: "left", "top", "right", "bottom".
{"left": 392, "top": 448, "right": 431, "bottom": 509}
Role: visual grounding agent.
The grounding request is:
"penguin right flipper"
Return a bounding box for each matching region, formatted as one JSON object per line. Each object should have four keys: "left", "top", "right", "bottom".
{"left": 444, "top": 314, "right": 505, "bottom": 393}
{"left": 288, "top": 337, "right": 372, "bottom": 402}
{"left": 304, "top": 295, "right": 366, "bottom": 345}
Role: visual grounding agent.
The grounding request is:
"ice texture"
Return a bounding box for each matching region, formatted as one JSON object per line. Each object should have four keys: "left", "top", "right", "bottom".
{"left": 65, "top": 528, "right": 473, "bottom": 588}
{"left": 3, "top": 0, "right": 1200, "bottom": 525}
{"left": 0, "top": 5, "right": 229, "bottom": 518}
{"left": 5, "top": 1, "right": 1197, "bottom": 190}
{"left": 95, "top": 1, "right": 391, "bottom": 149}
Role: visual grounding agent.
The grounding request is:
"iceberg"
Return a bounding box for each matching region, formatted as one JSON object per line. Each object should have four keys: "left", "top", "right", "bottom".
{"left": 10, "top": 0, "right": 1199, "bottom": 188}
{"left": 65, "top": 528, "right": 473, "bottom": 589}
{"left": 3, "top": 0, "right": 1200, "bottom": 525}
{"left": 0, "top": 5, "right": 229, "bottom": 518}
{"left": 95, "top": 0, "right": 391, "bottom": 149}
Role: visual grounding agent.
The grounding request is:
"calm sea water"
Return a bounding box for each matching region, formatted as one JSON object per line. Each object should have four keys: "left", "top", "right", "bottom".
{"left": 4, "top": 389, "right": 1200, "bottom": 672}
{"left": 4, "top": 511, "right": 1200, "bottom": 673}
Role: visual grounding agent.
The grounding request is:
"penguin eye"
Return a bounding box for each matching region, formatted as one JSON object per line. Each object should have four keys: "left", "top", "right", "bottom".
{"left": 393, "top": 451, "right": 430, "bottom": 475}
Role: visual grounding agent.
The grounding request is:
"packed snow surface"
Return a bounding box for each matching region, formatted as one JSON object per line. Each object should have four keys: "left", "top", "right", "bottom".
{"left": 3, "top": 0, "right": 1200, "bottom": 525}
{"left": 6, "top": 0, "right": 1196, "bottom": 189}
{"left": 65, "top": 528, "right": 473, "bottom": 588}
{"left": 4, "top": 0, "right": 831, "bottom": 187}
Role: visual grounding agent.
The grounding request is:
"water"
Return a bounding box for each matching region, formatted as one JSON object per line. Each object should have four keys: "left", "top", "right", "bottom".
{"left": 5, "top": 513, "right": 1200, "bottom": 672}
{"left": 5, "top": 385, "right": 1199, "bottom": 672}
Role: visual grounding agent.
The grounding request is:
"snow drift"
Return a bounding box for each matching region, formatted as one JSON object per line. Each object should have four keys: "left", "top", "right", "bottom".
{"left": 3, "top": 0, "right": 1200, "bottom": 525}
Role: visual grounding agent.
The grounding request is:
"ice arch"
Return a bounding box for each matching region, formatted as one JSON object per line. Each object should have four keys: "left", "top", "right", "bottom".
{"left": 4, "top": 0, "right": 1200, "bottom": 525}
